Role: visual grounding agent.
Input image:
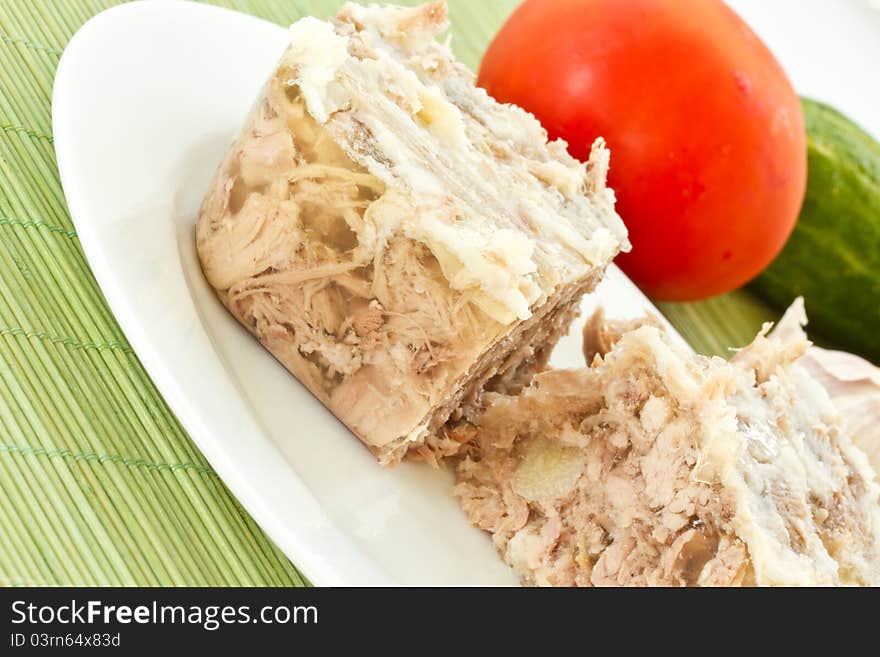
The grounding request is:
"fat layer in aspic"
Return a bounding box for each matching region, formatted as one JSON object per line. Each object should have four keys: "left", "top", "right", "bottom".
{"left": 454, "top": 301, "right": 880, "bottom": 586}
{"left": 196, "top": 2, "right": 628, "bottom": 463}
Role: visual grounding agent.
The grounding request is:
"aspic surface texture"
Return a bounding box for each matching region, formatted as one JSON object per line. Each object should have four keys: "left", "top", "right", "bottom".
{"left": 196, "top": 2, "right": 628, "bottom": 463}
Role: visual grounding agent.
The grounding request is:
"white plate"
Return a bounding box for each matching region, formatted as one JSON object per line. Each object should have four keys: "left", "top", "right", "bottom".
{"left": 52, "top": 0, "right": 878, "bottom": 585}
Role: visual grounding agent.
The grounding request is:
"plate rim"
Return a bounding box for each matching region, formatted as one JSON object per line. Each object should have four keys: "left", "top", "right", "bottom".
{"left": 52, "top": 0, "right": 397, "bottom": 586}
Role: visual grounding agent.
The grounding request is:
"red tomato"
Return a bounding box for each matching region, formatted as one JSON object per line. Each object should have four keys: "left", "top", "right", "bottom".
{"left": 479, "top": 0, "right": 806, "bottom": 300}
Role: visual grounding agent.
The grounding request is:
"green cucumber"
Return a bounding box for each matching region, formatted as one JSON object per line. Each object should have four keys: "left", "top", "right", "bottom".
{"left": 751, "top": 98, "right": 880, "bottom": 362}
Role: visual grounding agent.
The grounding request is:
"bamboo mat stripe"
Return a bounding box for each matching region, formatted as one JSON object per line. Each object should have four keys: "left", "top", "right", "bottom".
{"left": 0, "top": 0, "right": 768, "bottom": 587}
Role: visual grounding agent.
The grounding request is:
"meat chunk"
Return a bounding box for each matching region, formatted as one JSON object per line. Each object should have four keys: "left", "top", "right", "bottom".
{"left": 454, "top": 302, "right": 880, "bottom": 585}
{"left": 196, "top": 2, "right": 628, "bottom": 464}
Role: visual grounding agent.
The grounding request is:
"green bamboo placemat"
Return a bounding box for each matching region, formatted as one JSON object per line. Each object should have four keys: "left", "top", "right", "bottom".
{"left": 0, "top": 0, "right": 774, "bottom": 587}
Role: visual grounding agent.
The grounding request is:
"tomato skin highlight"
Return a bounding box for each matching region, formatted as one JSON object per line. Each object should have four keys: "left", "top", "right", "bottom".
{"left": 478, "top": 0, "right": 807, "bottom": 301}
